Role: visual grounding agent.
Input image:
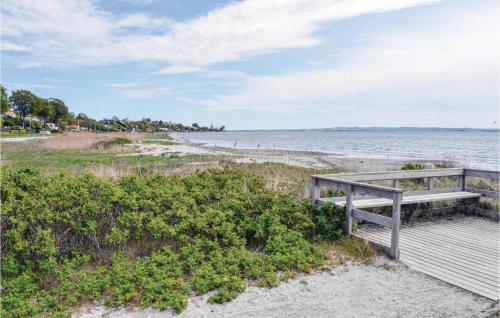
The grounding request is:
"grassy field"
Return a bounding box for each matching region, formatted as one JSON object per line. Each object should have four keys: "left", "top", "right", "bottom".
{"left": 0, "top": 132, "right": 342, "bottom": 196}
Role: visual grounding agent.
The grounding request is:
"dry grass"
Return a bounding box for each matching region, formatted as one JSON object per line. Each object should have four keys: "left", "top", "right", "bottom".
{"left": 41, "top": 132, "right": 146, "bottom": 151}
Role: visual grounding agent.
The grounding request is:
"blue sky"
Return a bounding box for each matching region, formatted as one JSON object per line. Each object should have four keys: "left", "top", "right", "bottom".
{"left": 1, "top": 0, "right": 498, "bottom": 129}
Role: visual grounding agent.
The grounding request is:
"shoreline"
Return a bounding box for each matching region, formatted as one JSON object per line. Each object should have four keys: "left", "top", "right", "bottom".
{"left": 167, "top": 133, "right": 442, "bottom": 172}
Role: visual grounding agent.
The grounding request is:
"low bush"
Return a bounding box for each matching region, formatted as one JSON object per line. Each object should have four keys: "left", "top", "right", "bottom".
{"left": 401, "top": 162, "right": 425, "bottom": 170}
{"left": 95, "top": 137, "right": 132, "bottom": 148}
{"left": 1, "top": 167, "right": 346, "bottom": 317}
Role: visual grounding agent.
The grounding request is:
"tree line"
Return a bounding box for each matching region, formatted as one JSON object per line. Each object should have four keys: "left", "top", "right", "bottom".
{"left": 0, "top": 85, "right": 225, "bottom": 132}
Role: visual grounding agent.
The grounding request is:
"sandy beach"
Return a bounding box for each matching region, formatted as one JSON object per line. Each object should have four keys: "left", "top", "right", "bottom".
{"left": 124, "top": 133, "right": 441, "bottom": 172}
{"left": 75, "top": 256, "right": 498, "bottom": 318}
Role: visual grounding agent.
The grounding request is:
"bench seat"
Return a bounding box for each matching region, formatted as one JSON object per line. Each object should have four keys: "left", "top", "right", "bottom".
{"left": 317, "top": 191, "right": 481, "bottom": 209}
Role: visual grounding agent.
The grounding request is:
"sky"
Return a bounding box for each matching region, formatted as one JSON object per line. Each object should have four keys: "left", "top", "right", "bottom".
{"left": 1, "top": 0, "right": 499, "bottom": 130}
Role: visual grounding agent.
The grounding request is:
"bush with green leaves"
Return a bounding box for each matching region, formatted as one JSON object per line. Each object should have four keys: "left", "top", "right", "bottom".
{"left": 1, "top": 167, "right": 345, "bottom": 317}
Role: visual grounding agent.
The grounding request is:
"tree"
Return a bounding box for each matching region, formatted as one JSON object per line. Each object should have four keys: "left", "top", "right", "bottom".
{"left": 48, "top": 98, "right": 69, "bottom": 124}
{"left": 10, "top": 90, "right": 37, "bottom": 127}
{"left": 192, "top": 123, "right": 199, "bottom": 128}
{"left": 1, "top": 85, "right": 11, "bottom": 113}
{"left": 219, "top": 125, "right": 225, "bottom": 131}
{"left": 33, "top": 97, "right": 53, "bottom": 125}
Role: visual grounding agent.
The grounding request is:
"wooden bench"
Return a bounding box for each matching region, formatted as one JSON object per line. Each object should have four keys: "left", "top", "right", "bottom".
{"left": 311, "top": 168, "right": 499, "bottom": 259}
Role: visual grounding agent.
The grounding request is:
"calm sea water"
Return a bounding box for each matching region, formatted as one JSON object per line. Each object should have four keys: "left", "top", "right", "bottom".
{"left": 180, "top": 128, "right": 500, "bottom": 170}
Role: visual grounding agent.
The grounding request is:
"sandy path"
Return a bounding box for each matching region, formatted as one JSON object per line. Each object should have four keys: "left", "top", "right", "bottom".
{"left": 75, "top": 256, "right": 497, "bottom": 318}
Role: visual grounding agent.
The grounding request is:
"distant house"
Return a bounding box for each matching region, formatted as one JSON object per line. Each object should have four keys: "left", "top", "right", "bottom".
{"left": 1, "top": 111, "right": 16, "bottom": 119}
{"left": 65, "top": 124, "right": 80, "bottom": 132}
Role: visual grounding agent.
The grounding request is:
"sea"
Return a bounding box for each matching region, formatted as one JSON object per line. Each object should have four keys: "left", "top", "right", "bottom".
{"left": 180, "top": 128, "right": 500, "bottom": 170}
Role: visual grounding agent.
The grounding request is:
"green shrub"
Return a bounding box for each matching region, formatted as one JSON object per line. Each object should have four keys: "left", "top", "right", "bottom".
{"left": 0, "top": 167, "right": 346, "bottom": 317}
{"left": 95, "top": 137, "right": 132, "bottom": 148}
{"left": 401, "top": 162, "right": 425, "bottom": 170}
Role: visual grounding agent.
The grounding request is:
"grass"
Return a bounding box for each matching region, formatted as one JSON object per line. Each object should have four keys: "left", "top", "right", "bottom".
{"left": 40, "top": 132, "right": 145, "bottom": 151}
{"left": 1, "top": 136, "right": 343, "bottom": 197}
{"left": 0, "top": 137, "right": 208, "bottom": 177}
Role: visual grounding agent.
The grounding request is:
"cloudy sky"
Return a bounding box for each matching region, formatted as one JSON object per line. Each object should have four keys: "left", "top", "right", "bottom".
{"left": 1, "top": 0, "right": 498, "bottom": 129}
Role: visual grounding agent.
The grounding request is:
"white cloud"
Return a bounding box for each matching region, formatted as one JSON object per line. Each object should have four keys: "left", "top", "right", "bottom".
{"left": 1, "top": 0, "right": 438, "bottom": 70}
{"left": 156, "top": 65, "right": 205, "bottom": 74}
{"left": 199, "top": 2, "right": 498, "bottom": 127}
{"left": 1, "top": 42, "right": 32, "bottom": 52}
{"left": 105, "top": 82, "right": 171, "bottom": 99}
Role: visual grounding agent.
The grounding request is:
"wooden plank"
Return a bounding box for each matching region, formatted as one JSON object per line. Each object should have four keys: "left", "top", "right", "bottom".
{"left": 458, "top": 175, "right": 466, "bottom": 190}
{"left": 402, "top": 252, "right": 498, "bottom": 287}
{"left": 317, "top": 178, "right": 400, "bottom": 199}
{"left": 360, "top": 226, "right": 498, "bottom": 264}
{"left": 428, "top": 177, "right": 434, "bottom": 190}
{"left": 396, "top": 226, "right": 498, "bottom": 256}
{"left": 402, "top": 258, "right": 498, "bottom": 300}
{"left": 404, "top": 188, "right": 460, "bottom": 196}
{"left": 352, "top": 184, "right": 396, "bottom": 199}
{"left": 352, "top": 208, "right": 392, "bottom": 228}
{"left": 321, "top": 191, "right": 481, "bottom": 208}
{"left": 391, "top": 192, "right": 402, "bottom": 259}
{"left": 465, "top": 169, "right": 500, "bottom": 180}
{"left": 310, "top": 177, "right": 319, "bottom": 204}
{"left": 359, "top": 225, "right": 499, "bottom": 265}
{"left": 355, "top": 218, "right": 500, "bottom": 300}
{"left": 345, "top": 185, "right": 353, "bottom": 235}
{"left": 410, "top": 222, "right": 500, "bottom": 245}
{"left": 316, "top": 168, "right": 465, "bottom": 182}
{"left": 393, "top": 179, "right": 400, "bottom": 189}
{"left": 363, "top": 223, "right": 500, "bottom": 256}
{"left": 474, "top": 207, "right": 500, "bottom": 221}
{"left": 357, "top": 228, "right": 499, "bottom": 275}
{"left": 464, "top": 187, "right": 500, "bottom": 199}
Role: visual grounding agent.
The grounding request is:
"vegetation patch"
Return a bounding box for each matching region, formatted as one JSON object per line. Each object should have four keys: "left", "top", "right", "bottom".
{"left": 334, "top": 237, "right": 375, "bottom": 261}
{"left": 95, "top": 137, "right": 132, "bottom": 148}
{"left": 401, "top": 162, "right": 425, "bottom": 171}
{"left": 1, "top": 167, "right": 347, "bottom": 317}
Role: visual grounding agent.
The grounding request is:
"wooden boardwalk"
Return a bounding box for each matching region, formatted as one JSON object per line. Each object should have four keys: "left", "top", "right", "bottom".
{"left": 355, "top": 217, "right": 499, "bottom": 300}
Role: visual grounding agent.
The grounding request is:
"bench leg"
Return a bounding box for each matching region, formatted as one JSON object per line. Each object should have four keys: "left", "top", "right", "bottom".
{"left": 390, "top": 192, "right": 402, "bottom": 259}
{"left": 345, "top": 185, "right": 353, "bottom": 235}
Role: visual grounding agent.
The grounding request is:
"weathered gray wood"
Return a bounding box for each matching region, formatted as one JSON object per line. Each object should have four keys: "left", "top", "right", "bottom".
{"left": 354, "top": 217, "right": 499, "bottom": 300}
{"left": 316, "top": 178, "right": 350, "bottom": 192}
{"left": 310, "top": 177, "right": 319, "bottom": 204}
{"left": 345, "top": 185, "right": 353, "bottom": 235}
{"left": 317, "top": 168, "right": 465, "bottom": 182}
{"left": 314, "top": 176, "right": 401, "bottom": 199}
{"left": 404, "top": 188, "right": 460, "bottom": 196}
{"left": 393, "top": 179, "right": 400, "bottom": 189}
{"left": 464, "top": 187, "right": 500, "bottom": 200}
{"left": 458, "top": 174, "right": 466, "bottom": 190}
{"left": 428, "top": 177, "right": 434, "bottom": 190}
{"left": 352, "top": 208, "right": 392, "bottom": 227}
{"left": 318, "top": 191, "right": 481, "bottom": 208}
{"left": 465, "top": 169, "right": 500, "bottom": 180}
{"left": 390, "top": 192, "right": 402, "bottom": 259}
{"left": 474, "top": 207, "right": 500, "bottom": 221}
